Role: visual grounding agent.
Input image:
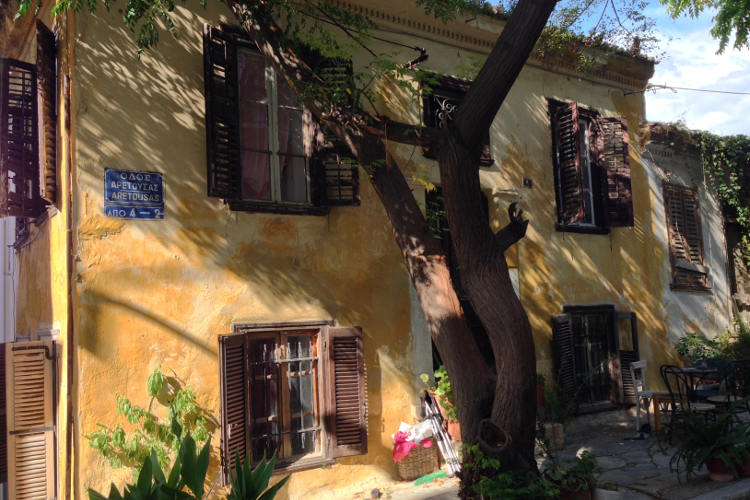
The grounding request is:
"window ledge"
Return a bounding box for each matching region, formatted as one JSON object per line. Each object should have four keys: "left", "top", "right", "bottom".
{"left": 275, "top": 456, "right": 335, "bottom": 473}
{"left": 555, "top": 223, "right": 610, "bottom": 235}
{"left": 227, "top": 200, "right": 330, "bottom": 216}
{"left": 670, "top": 284, "right": 712, "bottom": 293}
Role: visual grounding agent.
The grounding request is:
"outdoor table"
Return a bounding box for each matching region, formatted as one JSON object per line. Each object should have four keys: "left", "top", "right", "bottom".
{"left": 680, "top": 366, "right": 721, "bottom": 400}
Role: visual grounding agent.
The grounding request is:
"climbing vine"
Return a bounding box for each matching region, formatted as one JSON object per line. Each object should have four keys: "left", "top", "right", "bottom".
{"left": 693, "top": 131, "right": 750, "bottom": 265}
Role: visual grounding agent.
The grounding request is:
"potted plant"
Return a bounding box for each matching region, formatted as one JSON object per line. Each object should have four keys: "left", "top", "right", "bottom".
{"left": 540, "top": 379, "right": 569, "bottom": 448}
{"left": 544, "top": 451, "right": 599, "bottom": 500}
{"left": 421, "top": 365, "right": 461, "bottom": 441}
{"left": 667, "top": 410, "right": 750, "bottom": 482}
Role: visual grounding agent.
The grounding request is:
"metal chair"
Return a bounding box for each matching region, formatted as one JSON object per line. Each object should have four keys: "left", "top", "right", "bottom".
{"left": 629, "top": 360, "right": 669, "bottom": 434}
{"left": 661, "top": 365, "right": 717, "bottom": 434}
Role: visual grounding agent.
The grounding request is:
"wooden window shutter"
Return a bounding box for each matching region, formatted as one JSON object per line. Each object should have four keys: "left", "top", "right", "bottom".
{"left": 551, "top": 315, "right": 576, "bottom": 412}
{"left": 6, "top": 340, "right": 56, "bottom": 500}
{"left": 616, "top": 312, "right": 639, "bottom": 405}
{"left": 312, "top": 146, "right": 360, "bottom": 207}
{"left": 219, "top": 334, "right": 249, "bottom": 484}
{"left": 599, "top": 117, "right": 633, "bottom": 227}
{"left": 664, "top": 183, "right": 708, "bottom": 289}
{"left": 551, "top": 101, "right": 584, "bottom": 224}
{"left": 0, "top": 342, "right": 6, "bottom": 484}
{"left": 203, "top": 24, "right": 241, "bottom": 200}
{"left": 1, "top": 59, "right": 42, "bottom": 218}
{"left": 36, "top": 21, "right": 57, "bottom": 206}
{"left": 324, "top": 326, "right": 367, "bottom": 458}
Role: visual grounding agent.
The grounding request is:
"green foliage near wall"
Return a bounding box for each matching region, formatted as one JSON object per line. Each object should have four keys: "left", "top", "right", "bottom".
{"left": 86, "top": 367, "right": 215, "bottom": 474}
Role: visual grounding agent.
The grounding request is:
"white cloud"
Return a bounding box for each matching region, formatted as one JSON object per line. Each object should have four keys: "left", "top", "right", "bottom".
{"left": 645, "top": 13, "right": 750, "bottom": 136}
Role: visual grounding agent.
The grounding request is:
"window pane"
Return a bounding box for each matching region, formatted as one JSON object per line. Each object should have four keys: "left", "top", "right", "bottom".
{"left": 278, "top": 108, "right": 304, "bottom": 156}
{"left": 279, "top": 156, "right": 307, "bottom": 203}
{"left": 249, "top": 338, "right": 280, "bottom": 461}
{"left": 241, "top": 152, "right": 272, "bottom": 200}
{"left": 238, "top": 50, "right": 266, "bottom": 102}
{"left": 240, "top": 102, "right": 268, "bottom": 151}
{"left": 278, "top": 78, "right": 298, "bottom": 108}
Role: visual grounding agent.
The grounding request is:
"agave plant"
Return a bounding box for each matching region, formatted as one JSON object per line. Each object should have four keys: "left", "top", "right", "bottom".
{"left": 226, "top": 452, "right": 290, "bottom": 500}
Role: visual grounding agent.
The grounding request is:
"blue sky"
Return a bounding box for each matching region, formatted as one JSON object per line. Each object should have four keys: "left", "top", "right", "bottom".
{"left": 643, "top": 4, "right": 750, "bottom": 136}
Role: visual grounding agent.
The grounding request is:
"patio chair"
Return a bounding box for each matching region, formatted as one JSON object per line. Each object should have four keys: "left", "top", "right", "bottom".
{"left": 661, "top": 365, "right": 717, "bottom": 436}
{"left": 629, "top": 360, "right": 669, "bottom": 434}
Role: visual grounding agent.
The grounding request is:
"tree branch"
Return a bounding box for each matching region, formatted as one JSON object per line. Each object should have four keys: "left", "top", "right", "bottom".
{"left": 494, "top": 202, "right": 529, "bottom": 254}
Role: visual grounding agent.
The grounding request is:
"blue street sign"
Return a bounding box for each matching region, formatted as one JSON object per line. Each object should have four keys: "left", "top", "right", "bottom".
{"left": 104, "top": 169, "right": 164, "bottom": 219}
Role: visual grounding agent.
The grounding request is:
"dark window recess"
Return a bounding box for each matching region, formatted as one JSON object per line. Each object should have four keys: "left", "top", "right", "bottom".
{"left": 203, "top": 24, "right": 359, "bottom": 215}
{"left": 664, "top": 183, "right": 710, "bottom": 291}
{"left": 0, "top": 22, "right": 57, "bottom": 219}
{"left": 552, "top": 306, "right": 639, "bottom": 414}
{"left": 422, "top": 75, "right": 493, "bottom": 166}
{"left": 549, "top": 100, "right": 633, "bottom": 233}
{"left": 218, "top": 324, "right": 366, "bottom": 481}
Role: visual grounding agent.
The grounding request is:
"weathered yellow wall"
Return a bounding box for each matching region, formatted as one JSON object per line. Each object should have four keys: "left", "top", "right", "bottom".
{"left": 11, "top": 10, "right": 74, "bottom": 499}
{"left": 71, "top": 3, "right": 421, "bottom": 498}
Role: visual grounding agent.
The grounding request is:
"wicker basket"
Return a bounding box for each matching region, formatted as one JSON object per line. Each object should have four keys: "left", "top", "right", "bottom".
{"left": 397, "top": 439, "right": 439, "bottom": 480}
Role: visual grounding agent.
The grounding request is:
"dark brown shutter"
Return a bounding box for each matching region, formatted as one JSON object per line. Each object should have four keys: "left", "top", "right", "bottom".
{"left": 203, "top": 24, "right": 240, "bottom": 200}
{"left": 551, "top": 314, "right": 576, "bottom": 412}
{"left": 664, "top": 183, "right": 708, "bottom": 289}
{"left": 219, "top": 334, "right": 249, "bottom": 484}
{"left": 0, "top": 59, "right": 42, "bottom": 218}
{"left": 324, "top": 326, "right": 366, "bottom": 458}
{"left": 551, "top": 101, "right": 584, "bottom": 224}
{"left": 617, "top": 312, "right": 639, "bottom": 405}
{"left": 0, "top": 342, "right": 6, "bottom": 483}
{"left": 36, "top": 21, "right": 57, "bottom": 205}
{"left": 600, "top": 117, "right": 633, "bottom": 227}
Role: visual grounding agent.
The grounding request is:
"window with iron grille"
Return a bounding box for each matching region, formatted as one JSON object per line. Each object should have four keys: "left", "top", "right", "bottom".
{"left": 421, "top": 74, "right": 493, "bottom": 166}
{"left": 203, "top": 25, "right": 359, "bottom": 215}
{"left": 549, "top": 99, "right": 633, "bottom": 234}
{"left": 0, "top": 22, "right": 57, "bottom": 219}
{"left": 663, "top": 183, "right": 710, "bottom": 291}
{"left": 218, "top": 322, "right": 366, "bottom": 479}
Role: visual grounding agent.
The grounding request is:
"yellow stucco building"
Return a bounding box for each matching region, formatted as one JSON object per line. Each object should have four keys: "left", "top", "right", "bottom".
{"left": 0, "top": 0, "right": 734, "bottom": 498}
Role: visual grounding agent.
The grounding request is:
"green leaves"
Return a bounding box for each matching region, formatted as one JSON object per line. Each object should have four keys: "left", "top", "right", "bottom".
{"left": 226, "top": 452, "right": 290, "bottom": 500}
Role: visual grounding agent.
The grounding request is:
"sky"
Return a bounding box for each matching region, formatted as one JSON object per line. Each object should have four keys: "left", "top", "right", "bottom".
{"left": 643, "top": 4, "right": 750, "bottom": 136}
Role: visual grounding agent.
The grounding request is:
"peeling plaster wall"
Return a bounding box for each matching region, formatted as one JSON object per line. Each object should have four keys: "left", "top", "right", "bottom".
{"left": 71, "top": 4, "right": 420, "bottom": 498}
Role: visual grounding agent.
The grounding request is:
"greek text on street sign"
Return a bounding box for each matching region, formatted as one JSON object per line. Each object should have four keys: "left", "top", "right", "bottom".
{"left": 104, "top": 169, "right": 164, "bottom": 219}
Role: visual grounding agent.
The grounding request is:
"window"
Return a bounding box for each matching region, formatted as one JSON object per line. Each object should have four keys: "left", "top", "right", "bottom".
{"left": 552, "top": 307, "right": 639, "bottom": 412}
{"left": 549, "top": 100, "right": 633, "bottom": 233}
{"left": 421, "top": 75, "right": 493, "bottom": 166}
{"left": 218, "top": 322, "right": 366, "bottom": 479}
{"left": 663, "top": 183, "right": 710, "bottom": 291}
{"left": 0, "top": 21, "right": 57, "bottom": 219}
{"left": 203, "top": 25, "right": 359, "bottom": 215}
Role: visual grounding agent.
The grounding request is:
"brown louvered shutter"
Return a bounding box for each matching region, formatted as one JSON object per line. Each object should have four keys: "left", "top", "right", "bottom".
{"left": 551, "top": 101, "right": 584, "bottom": 224}
{"left": 203, "top": 24, "right": 240, "bottom": 200}
{"left": 1, "top": 59, "right": 42, "bottom": 218}
{"left": 7, "top": 340, "right": 56, "bottom": 500}
{"left": 219, "top": 334, "right": 249, "bottom": 484}
{"left": 551, "top": 315, "right": 576, "bottom": 412}
{"left": 36, "top": 21, "right": 57, "bottom": 205}
{"left": 0, "top": 342, "right": 6, "bottom": 483}
{"left": 324, "top": 326, "right": 366, "bottom": 458}
{"left": 664, "top": 183, "right": 708, "bottom": 290}
{"left": 600, "top": 117, "right": 633, "bottom": 227}
{"left": 617, "top": 312, "right": 639, "bottom": 405}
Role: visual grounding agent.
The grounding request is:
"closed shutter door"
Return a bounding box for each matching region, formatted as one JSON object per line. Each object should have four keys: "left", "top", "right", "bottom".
{"left": 664, "top": 184, "right": 708, "bottom": 289}
{"left": 0, "top": 59, "right": 42, "bottom": 218}
{"left": 551, "top": 315, "right": 576, "bottom": 411}
{"left": 617, "top": 312, "right": 639, "bottom": 405}
{"left": 551, "top": 101, "right": 584, "bottom": 224}
{"left": 599, "top": 118, "right": 633, "bottom": 227}
{"left": 7, "top": 340, "right": 56, "bottom": 500}
{"left": 218, "top": 334, "right": 249, "bottom": 484}
{"left": 324, "top": 326, "right": 367, "bottom": 458}
{"left": 36, "top": 21, "right": 57, "bottom": 206}
{"left": 203, "top": 24, "right": 240, "bottom": 200}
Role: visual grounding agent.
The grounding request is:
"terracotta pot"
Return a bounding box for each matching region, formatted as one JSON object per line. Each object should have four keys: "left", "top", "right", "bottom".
{"left": 447, "top": 420, "right": 462, "bottom": 442}
{"left": 559, "top": 486, "right": 593, "bottom": 500}
{"left": 706, "top": 456, "right": 735, "bottom": 482}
